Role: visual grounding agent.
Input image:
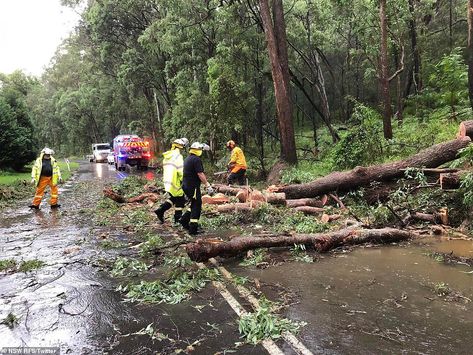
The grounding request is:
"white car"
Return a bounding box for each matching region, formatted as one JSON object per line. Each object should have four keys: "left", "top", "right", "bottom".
{"left": 92, "top": 143, "right": 111, "bottom": 163}
{"left": 107, "top": 153, "right": 115, "bottom": 165}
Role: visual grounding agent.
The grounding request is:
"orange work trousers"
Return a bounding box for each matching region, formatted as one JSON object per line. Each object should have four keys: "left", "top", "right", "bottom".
{"left": 32, "top": 176, "right": 58, "bottom": 207}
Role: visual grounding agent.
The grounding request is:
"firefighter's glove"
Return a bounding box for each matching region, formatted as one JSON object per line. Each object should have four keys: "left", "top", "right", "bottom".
{"left": 31, "top": 178, "right": 36, "bottom": 185}
{"left": 206, "top": 186, "right": 215, "bottom": 196}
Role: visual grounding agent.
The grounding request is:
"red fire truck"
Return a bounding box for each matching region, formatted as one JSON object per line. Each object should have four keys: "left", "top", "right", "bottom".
{"left": 112, "top": 135, "right": 151, "bottom": 171}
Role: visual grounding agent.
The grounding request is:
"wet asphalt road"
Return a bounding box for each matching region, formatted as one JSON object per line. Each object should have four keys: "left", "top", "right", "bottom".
{"left": 1, "top": 161, "right": 473, "bottom": 354}
{"left": 0, "top": 162, "right": 265, "bottom": 354}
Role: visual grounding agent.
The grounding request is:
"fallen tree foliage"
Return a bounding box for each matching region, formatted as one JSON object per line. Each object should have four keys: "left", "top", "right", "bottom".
{"left": 103, "top": 187, "right": 159, "bottom": 203}
{"left": 279, "top": 137, "right": 471, "bottom": 199}
{"left": 186, "top": 227, "right": 414, "bottom": 262}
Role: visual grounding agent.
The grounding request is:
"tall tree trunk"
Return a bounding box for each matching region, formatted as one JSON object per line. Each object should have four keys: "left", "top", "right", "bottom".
{"left": 260, "top": 0, "right": 297, "bottom": 165}
{"left": 468, "top": 0, "right": 473, "bottom": 109}
{"left": 379, "top": 0, "right": 393, "bottom": 139}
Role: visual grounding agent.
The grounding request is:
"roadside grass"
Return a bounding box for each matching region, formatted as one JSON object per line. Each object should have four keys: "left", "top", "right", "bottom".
{"left": 0, "top": 259, "right": 45, "bottom": 273}
{"left": 1, "top": 313, "right": 19, "bottom": 329}
{"left": 0, "top": 160, "right": 79, "bottom": 185}
{"left": 0, "top": 160, "right": 80, "bottom": 207}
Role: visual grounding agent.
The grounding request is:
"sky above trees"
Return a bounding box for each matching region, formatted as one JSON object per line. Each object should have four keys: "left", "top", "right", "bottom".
{"left": 0, "top": 0, "right": 80, "bottom": 76}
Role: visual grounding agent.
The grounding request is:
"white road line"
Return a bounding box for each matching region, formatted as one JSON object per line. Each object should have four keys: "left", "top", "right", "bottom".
{"left": 208, "top": 258, "right": 314, "bottom": 355}
{"left": 196, "top": 262, "right": 284, "bottom": 355}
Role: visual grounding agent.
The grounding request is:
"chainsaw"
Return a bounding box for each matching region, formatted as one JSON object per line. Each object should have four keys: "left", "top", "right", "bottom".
{"left": 213, "top": 170, "right": 229, "bottom": 176}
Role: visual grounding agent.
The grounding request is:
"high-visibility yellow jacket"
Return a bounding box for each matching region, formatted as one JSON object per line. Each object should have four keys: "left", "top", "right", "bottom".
{"left": 31, "top": 153, "right": 62, "bottom": 186}
{"left": 229, "top": 146, "right": 247, "bottom": 173}
{"left": 162, "top": 148, "right": 184, "bottom": 197}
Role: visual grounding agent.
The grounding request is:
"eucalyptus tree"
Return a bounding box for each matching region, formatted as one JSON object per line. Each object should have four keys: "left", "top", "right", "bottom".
{"left": 0, "top": 71, "right": 37, "bottom": 169}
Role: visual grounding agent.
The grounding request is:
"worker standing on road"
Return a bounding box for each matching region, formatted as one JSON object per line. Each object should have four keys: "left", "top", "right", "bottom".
{"left": 155, "top": 138, "right": 189, "bottom": 224}
{"left": 29, "top": 148, "right": 62, "bottom": 209}
{"left": 179, "top": 142, "right": 213, "bottom": 235}
{"left": 226, "top": 140, "right": 247, "bottom": 185}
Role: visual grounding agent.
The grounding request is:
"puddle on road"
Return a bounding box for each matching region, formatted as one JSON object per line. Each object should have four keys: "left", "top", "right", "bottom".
{"left": 424, "top": 238, "right": 473, "bottom": 258}
{"left": 2, "top": 161, "right": 472, "bottom": 354}
{"left": 229, "top": 240, "right": 473, "bottom": 354}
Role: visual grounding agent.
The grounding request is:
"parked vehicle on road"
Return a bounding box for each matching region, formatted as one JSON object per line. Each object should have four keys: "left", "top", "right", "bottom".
{"left": 112, "top": 135, "right": 150, "bottom": 171}
{"left": 91, "top": 143, "right": 111, "bottom": 163}
{"left": 107, "top": 152, "right": 115, "bottom": 165}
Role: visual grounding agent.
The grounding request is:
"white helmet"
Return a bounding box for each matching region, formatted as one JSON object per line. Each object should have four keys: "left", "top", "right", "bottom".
{"left": 41, "top": 147, "right": 55, "bottom": 155}
{"left": 173, "top": 138, "right": 189, "bottom": 147}
{"left": 190, "top": 142, "right": 210, "bottom": 151}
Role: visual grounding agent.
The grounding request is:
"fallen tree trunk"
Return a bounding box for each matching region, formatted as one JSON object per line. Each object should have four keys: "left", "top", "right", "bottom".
{"left": 458, "top": 120, "right": 473, "bottom": 140}
{"left": 103, "top": 187, "right": 127, "bottom": 203}
{"left": 186, "top": 227, "right": 414, "bottom": 262}
{"left": 264, "top": 192, "right": 286, "bottom": 205}
{"left": 403, "top": 208, "right": 449, "bottom": 225}
{"left": 286, "top": 196, "right": 327, "bottom": 208}
{"left": 279, "top": 137, "right": 471, "bottom": 199}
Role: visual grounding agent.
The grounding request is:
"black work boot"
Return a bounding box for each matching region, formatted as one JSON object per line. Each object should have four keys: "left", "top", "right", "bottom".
{"left": 50, "top": 204, "right": 61, "bottom": 209}
{"left": 155, "top": 202, "right": 171, "bottom": 224}
{"left": 29, "top": 205, "right": 39, "bottom": 210}
{"left": 179, "top": 211, "right": 191, "bottom": 230}
{"left": 174, "top": 210, "right": 183, "bottom": 224}
{"left": 189, "top": 222, "right": 198, "bottom": 235}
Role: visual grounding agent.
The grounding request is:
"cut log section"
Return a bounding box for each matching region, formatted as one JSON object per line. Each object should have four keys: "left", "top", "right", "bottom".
{"left": 286, "top": 196, "right": 327, "bottom": 208}
{"left": 439, "top": 171, "right": 469, "bottom": 189}
{"left": 458, "top": 120, "right": 473, "bottom": 140}
{"left": 217, "top": 201, "right": 264, "bottom": 213}
{"left": 264, "top": 192, "right": 286, "bottom": 205}
{"left": 202, "top": 193, "right": 230, "bottom": 205}
{"left": 186, "top": 227, "right": 414, "bottom": 262}
{"left": 279, "top": 137, "right": 471, "bottom": 199}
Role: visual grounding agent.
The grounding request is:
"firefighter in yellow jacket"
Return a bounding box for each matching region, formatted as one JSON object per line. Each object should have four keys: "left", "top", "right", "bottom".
{"left": 29, "top": 147, "right": 62, "bottom": 209}
{"left": 155, "top": 138, "right": 189, "bottom": 224}
{"left": 226, "top": 140, "right": 247, "bottom": 185}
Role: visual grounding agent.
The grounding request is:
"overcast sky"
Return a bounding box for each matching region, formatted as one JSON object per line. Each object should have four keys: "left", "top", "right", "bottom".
{"left": 0, "top": 0, "right": 81, "bottom": 76}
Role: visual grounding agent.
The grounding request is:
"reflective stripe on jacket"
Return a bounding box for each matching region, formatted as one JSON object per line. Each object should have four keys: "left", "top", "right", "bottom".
{"left": 162, "top": 148, "right": 184, "bottom": 197}
{"left": 31, "top": 153, "right": 61, "bottom": 186}
{"left": 229, "top": 146, "right": 247, "bottom": 173}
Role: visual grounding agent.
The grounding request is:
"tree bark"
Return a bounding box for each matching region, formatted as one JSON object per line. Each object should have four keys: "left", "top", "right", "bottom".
{"left": 286, "top": 197, "right": 326, "bottom": 208}
{"left": 403, "top": 209, "right": 448, "bottom": 225}
{"left": 280, "top": 137, "right": 471, "bottom": 199}
{"left": 379, "top": 0, "right": 393, "bottom": 139}
{"left": 260, "top": 0, "right": 297, "bottom": 164}
{"left": 186, "top": 227, "right": 414, "bottom": 262}
{"left": 408, "top": 0, "right": 422, "bottom": 93}
{"left": 469, "top": 0, "right": 473, "bottom": 109}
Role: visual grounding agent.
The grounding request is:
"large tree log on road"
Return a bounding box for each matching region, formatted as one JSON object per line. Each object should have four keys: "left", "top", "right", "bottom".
{"left": 186, "top": 227, "right": 414, "bottom": 262}
{"left": 279, "top": 138, "right": 470, "bottom": 199}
